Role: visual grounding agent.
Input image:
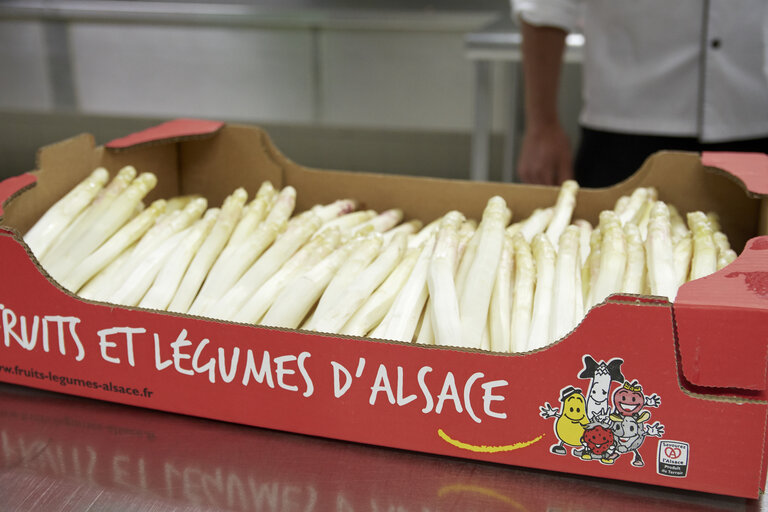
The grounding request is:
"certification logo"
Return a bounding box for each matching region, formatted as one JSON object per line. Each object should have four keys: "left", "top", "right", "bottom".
{"left": 657, "top": 440, "right": 689, "bottom": 478}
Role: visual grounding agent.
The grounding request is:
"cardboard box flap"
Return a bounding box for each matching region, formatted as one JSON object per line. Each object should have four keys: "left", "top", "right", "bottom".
{"left": 105, "top": 118, "right": 224, "bottom": 150}
{"left": 701, "top": 152, "right": 768, "bottom": 197}
{"left": 0, "top": 173, "right": 36, "bottom": 219}
{"left": 674, "top": 236, "right": 768, "bottom": 390}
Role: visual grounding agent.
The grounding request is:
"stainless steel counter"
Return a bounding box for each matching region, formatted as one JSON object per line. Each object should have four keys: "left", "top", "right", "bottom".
{"left": 0, "top": 383, "right": 761, "bottom": 511}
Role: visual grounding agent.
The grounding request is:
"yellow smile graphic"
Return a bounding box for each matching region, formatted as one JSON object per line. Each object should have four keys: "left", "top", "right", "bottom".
{"left": 438, "top": 429, "right": 545, "bottom": 453}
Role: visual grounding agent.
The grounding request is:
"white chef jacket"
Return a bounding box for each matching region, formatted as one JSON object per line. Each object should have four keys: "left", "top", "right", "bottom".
{"left": 513, "top": 0, "right": 768, "bottom": 142}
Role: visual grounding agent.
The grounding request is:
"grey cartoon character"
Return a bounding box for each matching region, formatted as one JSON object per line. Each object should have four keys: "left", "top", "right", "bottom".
{"left": 608, "top": 411, "right": 665, "bottom": 466}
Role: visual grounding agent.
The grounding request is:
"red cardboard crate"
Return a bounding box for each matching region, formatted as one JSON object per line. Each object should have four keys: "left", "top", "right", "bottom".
{"left": 1, "top": 120, "right": 767, "bottom": 498}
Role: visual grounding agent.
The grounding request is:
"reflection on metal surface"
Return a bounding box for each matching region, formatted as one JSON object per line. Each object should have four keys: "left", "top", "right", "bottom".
{"left": 0, "top": 384, "right": 756, "bottom": 511}
{"left": 0, "top": 0, "right": 498, "bottom": 31}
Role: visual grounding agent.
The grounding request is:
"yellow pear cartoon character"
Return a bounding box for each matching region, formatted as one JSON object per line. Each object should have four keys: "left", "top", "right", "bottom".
{"left": 540, "top": 386, "right": 590, "bottom": 455}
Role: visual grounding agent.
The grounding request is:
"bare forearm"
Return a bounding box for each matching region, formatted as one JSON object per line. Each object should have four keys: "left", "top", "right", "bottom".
{"left": 520, "top": 20, "right": 567, "bottom": 129}
{"left": 516, "top": 20, "right": 572, "bottom": 185}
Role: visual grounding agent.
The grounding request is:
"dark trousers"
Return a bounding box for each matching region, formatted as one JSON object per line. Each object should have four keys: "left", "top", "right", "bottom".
{"left": 574, "top": 127, "right": 768, "bottom": 188}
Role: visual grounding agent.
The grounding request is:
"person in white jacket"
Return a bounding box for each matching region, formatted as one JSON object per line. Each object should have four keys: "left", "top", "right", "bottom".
{"left": 513, "top": 0, "right": 768, "bottom": 187}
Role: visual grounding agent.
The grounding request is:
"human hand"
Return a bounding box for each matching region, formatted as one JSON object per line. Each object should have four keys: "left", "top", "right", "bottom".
{"left": 516, "top": 124, "right": 573, "bottom": 185}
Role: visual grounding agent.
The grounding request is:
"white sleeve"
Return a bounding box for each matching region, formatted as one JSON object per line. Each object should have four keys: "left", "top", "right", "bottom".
{"left": 511, "top": 0, "right": 582, "bottom": 33}
{"left": 763, "top": 3, "right": 768, "bottom": 80}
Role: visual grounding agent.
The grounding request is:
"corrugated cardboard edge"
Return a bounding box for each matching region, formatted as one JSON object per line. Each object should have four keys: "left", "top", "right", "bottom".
{"left": 0, "top": 174, "right": 36, "bottom": 220}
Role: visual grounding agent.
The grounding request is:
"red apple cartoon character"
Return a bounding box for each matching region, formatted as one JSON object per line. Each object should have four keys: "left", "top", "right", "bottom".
{"left": 612, "top": 380, "right": 660, "bottom": 417}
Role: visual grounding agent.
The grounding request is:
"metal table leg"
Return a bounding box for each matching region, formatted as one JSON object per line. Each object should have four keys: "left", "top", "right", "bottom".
{"left": 501, "top": 60, "right": 521, "bottom": 183}
{"left": 469, "top": 60, "right": 492, "bottom": 182}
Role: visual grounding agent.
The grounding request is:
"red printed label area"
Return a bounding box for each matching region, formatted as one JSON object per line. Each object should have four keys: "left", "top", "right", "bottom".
{"left": 1, "top": 227, "right": 767, "bottom": 499}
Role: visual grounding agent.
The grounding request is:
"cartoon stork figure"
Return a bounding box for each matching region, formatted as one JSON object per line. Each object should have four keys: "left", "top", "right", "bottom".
{"left": 540, "top": 386, "right": 590, "bottom": 455}
{"left": 579, "top": 356, "right": 625, "bottom": 424}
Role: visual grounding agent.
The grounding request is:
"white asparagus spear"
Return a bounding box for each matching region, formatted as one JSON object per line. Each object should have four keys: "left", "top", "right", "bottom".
{"left": 41, "top": 166, "right": 137, "bottom": 270}
{"left": 45, "top": 172, "right": 158, "bottom": 283}
{"left": 457, "top": 220, "right": 477, "bottom": 257}
{"left": 673, "top": 232, "right": 693, "bottom": 288}
{"left": 545, "top": 180, "right": 578, "bottom": 249}
{"left": 61, "top": 199, "right": 167, "bottom": 293}
{"left": 717, "top": 249, "right": 737, "bottom": 270}
{"left": 341, "top": 247, "right": 421, "bottom": 337}
{"left": 139, "top": 208, "right": 220, "bottom": 311}
{"left": 344, "top": 247, "right": 421, "bottom": 337}
{"left": 668, "top": 204, "right": 689, "bottom": 243}
{"left": 688, "top": 211, "right": 717, "bottom": 281}
{"left": 459, "top": 197, "right": 510, "bottom": 348}
{"left": 370, "top": 235, "right": 436, "bottom": 343}
{"left": 349, "top": 209, "right": 403, "bottom": 238}
{"left": 621, "top": 223, "right": 646, "bottom": 294}
{"left": 227, "top": 181, "right": 276, "bottom": 247}
{"left": 129, "top": 197, "right": 207, "bottom": 263}
{"left": 261, "top": 237, "right": 359, "bottom": 329}
{"left": 455, "top": 227, "right": 481, "bottom": 297}
{"left": 590, "top": 211, "right": 627, "bottom": 306}
{"left": 306, "top": 233, "right": 384, "bottom": 330}
{"left": 109, "top": 227, "right": 190, "bottom": 307}
{"left": 489, "top": 234, "right": 513, "bottom": 352}
{"left": 316, "top": 210, "right": 376, "bottom": 239}
{"left": 310, "top": 199, "right": 358, "bottom": 223}
{"left": 574, "top": 219, "right": 593, "bottom": 267}
{"left": 168, "top": 188, "right": 248, "bottom": 313}
{"left": 618, "top": 187, "right": 650, "bottom": 225}
{"left": 509, "top": 236, "right": 536, "bottom": 352}
{"left": 712, "top": 226, "right": 734, "bottom": 267}
{"left": 550, "top": 225, "right": 580, "bottom": 341}
{"left": 636, "top": 200, "right": 654, "bottom": 240}
{"left": 584, "top": 227, "right": 601, "bottom": 307}
{"left": 189, "top": 187, "right": 295, "bottom": 314}
{"left": 518, "top": 207, "right": 554, "bottom": 243}
{"left": 713, "top": 231, "right": 731, "bottom": 255}
{"left": 210, "top": 212, "right": 323, "bottom": 320}
{"left": 526, "top": 234, "right": 554, "bottom": 351}
{"left": 313, "top": 233, "right": 407, "bottom": 334}
{"left": 481, "top": 322, "right": 491, "bottom": 351}
{"left": 409, "top": 217, "right": 441, "bottom": 249}
{"left": 416, "top": 299, "right": 435, "bottom": 345}
{"left": 613, "top": 195, "right": 631, "bottom": 217}
{"left": 382, "top": 220, "right": 423, "bottom": 245}
{"left": 506, "top": 222, "right": 522, "bottom": 238}
{"left": 232, "top": 228, "right": 341, "bottom": 324}
{"left": 646, "top": 202, "right": 677, "bottom": 300}
{"left": 419, "top": 219, "right": 474, "bottom": 346}
{"left": 91, "top": 196, "right": 207, "bottom": 300}
{"left": 78, "top": 241, "right": 138, "bottom": 301}
{"left": 165, "top": 195, "right": 206, "bottom": 215}
{"left": 25, "top": 168, "right": 110, "bottom": 259}
{"left": 427, "top": 211, "right": 464, "bottom": 348}
{"left": 573, "top": 247, "right": 585, "bottom": 319}
{"left": 706, "top": 212, "right": 722, "bottom": 233}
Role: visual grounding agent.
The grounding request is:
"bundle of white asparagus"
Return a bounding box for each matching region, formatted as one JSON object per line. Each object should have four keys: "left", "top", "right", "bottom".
{"left": 25, "top": 167, "right": 738, "bottom": 353}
